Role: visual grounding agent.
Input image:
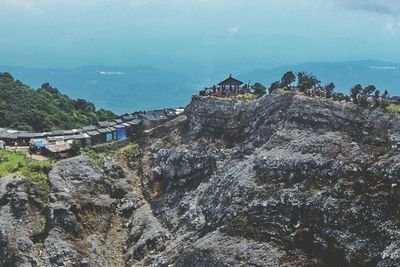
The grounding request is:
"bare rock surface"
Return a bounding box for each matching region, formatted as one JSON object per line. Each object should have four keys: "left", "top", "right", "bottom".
{"left": 1, "top": 90, "right": 400, "bottom": 266}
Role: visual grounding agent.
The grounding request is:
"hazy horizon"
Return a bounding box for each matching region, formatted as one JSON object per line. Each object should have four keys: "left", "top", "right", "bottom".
{"left": 2, "top": 0, "right": 400, "bottom": 113}
{"left": 1, "top": 0, "right": 400, "bottom": 73}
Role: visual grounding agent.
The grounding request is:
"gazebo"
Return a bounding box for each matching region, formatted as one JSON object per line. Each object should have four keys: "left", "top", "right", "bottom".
{"left": 218, "top": 74, "right": 244, "bottom": 93}
{"left": 199, "top": 74, "right": 247, "bottom": 97}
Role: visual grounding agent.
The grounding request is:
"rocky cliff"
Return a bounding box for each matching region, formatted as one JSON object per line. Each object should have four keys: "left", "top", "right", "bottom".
{"left": 1, "top": 90, "right": 400, "bottom": 266}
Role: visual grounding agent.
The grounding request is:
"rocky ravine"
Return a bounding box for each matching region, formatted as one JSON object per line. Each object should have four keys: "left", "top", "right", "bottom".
{"left": 1, "top": 90, "right": 400, "bottom": 266}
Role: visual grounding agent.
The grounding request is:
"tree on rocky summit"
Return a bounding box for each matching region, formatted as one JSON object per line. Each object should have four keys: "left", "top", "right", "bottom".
{"left": 324, "top": 83, "right": 335, "bottom": 99}
{"left": 359, "top": 85, "right": 376, "bottom": 107}
{"left": 253, "top": 82, "right": 266, "bottom": 97}
{"left": 280, "top": 71, "right": 296, "bottom": 88}
{"left": 297, "top": 72, "right": 320, "bottom": 93}
{"left": 268, "top": 81, "right": 280, "bottom": 94}
{"left": 350, "top": 84, "right": 363, "bottom": 104}
{"left": 364, "top": 85, "right": 376, "bottom": 96}
{"left": 374, "top": 90, "right": 380, "bottom": 98}
{"left": 383, "top": 90, "right": 389, "bottom": 100}
{"left": 358, "top": 85, "right": 376, "bottom": 107}
{"left": 373, "top": 89, "right": 381, "bottom": 107}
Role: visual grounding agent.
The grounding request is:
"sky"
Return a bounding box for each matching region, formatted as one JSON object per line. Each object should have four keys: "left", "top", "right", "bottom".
{"left": 1, "top": 0, "right": 400, "bottom": 71}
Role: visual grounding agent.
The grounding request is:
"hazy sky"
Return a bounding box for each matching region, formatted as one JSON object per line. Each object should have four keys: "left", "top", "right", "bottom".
{"left": 1, "top": 0, "right": 400, "bottom": 69}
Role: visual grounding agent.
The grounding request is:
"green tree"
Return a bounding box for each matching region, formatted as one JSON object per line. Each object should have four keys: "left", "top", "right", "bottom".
{"left": 0, "top": 73, "right": 117, "bottom": 132}
{"left": 373, "top": 89, "right": 381, "bottom": 107}
{"left": 41, "top": 83, "right": 59, "bottom": 94}
{"left": 359, "top": 85, "right": 376, "bottom": 107}
{"left": 268, "top": 81, "right": 280, "bottom": 94}
{"left": 383, "top": 90, "right": 389, "bottom": 100}
{"left": 350, "top": 84, "right": 363, "bottom": 104}
{"left": 324, "top": 83, "right": 335, "bottom": 99}
{"left": 280, "top": 71, "right": 296, "bottom": 88}
{"left": 364, "top": 85, "right": 376, "bottom": 96}
{"left": 253, "top": 82, "right": 266, "bottom": 97}
{"left": 297, "top": 72, "right": 320, "bottom": 93}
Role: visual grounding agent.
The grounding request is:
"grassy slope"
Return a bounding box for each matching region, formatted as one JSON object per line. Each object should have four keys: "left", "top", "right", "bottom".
{"left": 0, "top": 150, "right": 52, "bottom": 195}
{"left": 387, "top": 103, "right": 400, "bottom": 113}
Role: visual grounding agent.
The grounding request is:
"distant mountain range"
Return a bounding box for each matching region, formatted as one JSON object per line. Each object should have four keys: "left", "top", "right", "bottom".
{"left": 240, "top": 60, "right": 400, "bottom": 95}
{"left": 1, "top": 60, "right": 400, "bottom": 114}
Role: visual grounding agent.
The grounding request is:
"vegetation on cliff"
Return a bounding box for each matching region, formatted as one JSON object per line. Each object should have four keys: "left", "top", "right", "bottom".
{"left": 0, "top": 150, "right": 52, "bottom": 195}
{"left": 268, "top": 71, "right": 393, "bottom": 109}
{"left": 0, "top": 72, "right": 117, "bottom": 132}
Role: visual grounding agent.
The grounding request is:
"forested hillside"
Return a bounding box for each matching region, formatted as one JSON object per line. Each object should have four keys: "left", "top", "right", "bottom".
{"left": 0, "top": 72, "right": 117, "bottom": 132}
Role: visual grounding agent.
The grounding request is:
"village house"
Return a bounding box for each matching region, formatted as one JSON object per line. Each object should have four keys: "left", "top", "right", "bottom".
{"left": 97, "top": 121, "right": 115, "bottom": 128}
{"left": 1, "top": 108, "right": 182, "bottom": 158}
{"left": 86, "top": 130, "right": 102, "bottom": 146}
{"left": 126, "top": 119, "right": 143, "bottom": 136}
{"left": 115, "top": 124, "right": 127, "bottom": 141}
{"left": 82, "top": 125, "right": 97, "bottom": 132}
{"left": 121, "top": 115, "right": 136, "bottom": 121}
{"left": 17, "top": 132, "right": 45, "bottom": 146}
{"left": 138, "top": 109, "right": 180, "bottom": 128}
{"left": 97, "top": 128, "right": 113, "bottom": 143}
{"left": 0, "top": 129, "right": 21, "bottom": 146}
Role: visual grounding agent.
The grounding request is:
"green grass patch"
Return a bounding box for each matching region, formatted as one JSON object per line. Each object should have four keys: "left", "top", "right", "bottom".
{"left": 0, "top": 150, "right": 27, "bottom": 177}
{"left": 0, "top": 150, "right": 53, "bottom": 199}
{"left": 387, "top": 103, "right": 400, "bottom": 113}
{"left": 235, "top": 93, "right": 258, "bottom": 102}
{"left": 121, "top": 143, "right": 140, "bottom": 162}
{"left": 83, "top": 147, "right": 103, "bottom": 167}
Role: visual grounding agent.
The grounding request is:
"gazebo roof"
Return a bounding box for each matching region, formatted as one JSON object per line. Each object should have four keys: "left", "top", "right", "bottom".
{"left": 218, "top": 74, "right": 244, "bottom": 86}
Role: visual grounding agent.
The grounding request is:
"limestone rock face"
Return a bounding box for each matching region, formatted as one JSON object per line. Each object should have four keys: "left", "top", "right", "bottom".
{"left": 137, "top": 91, "right": 400, "bottom": 266}
{"left": 0, "top": 175, "right": 46, "bottom": 266}
{"left": 1, "top": 91, "right": 400, "bottom": 266}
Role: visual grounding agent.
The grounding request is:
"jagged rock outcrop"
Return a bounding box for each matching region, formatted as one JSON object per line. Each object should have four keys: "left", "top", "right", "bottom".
{"left": 0, "top": 156, "right": 138, "bottom": 266}
{"left": 137, "top": 91, "right": 400, "bottom": 266}
{"left": 1, "top": 90, "right": 400, "bottom": 266}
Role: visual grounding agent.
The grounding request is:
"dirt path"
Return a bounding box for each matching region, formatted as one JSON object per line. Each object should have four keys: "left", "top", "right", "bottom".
{"left": 28, "top": 153, "right": 50, "bottom": 162}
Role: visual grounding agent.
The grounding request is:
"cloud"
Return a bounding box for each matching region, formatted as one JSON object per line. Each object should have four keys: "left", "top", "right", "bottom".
{"left": 369, "top": 66, "right": 400, "bottom": 70}
{"left": 99, "top": 71, "right": 125, "bottom": 75}
{"left": 0, "top": 0, "right": 39, "bottom": 13}
{"left": 228, "top": 25, "right": 240, "bottom": 34}
{"left": 384, "top": 22, "right": 397, "bottom": 34}
{"left": 129, "top": 0, "right": 149, "bottom": 8}
{"left": 333, "top": 0, "right": 400, "bottom": 15}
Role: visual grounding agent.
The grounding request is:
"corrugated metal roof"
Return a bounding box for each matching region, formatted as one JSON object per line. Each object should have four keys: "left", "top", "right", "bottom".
{"left": 81, "top": 133, "right": 91, "bottom": 139}
{"left": 98, "top": 128, "right": 111, "bottom": 134}
{"left": 47, "top": 134, "right": 82, "bottom": 142}
{"left": 86, "top": 130, "right": 100, "bottom": 136}
{"left": 83, "top": 126, "right": 97, "bottom": 131}
{"left": 18, "top": 132, "right": 44, "bottom": 138}
{"left": 98, "top": 121, "right": 111, "bottom": 128}
{"left": 122, "top": 115, "right": 136, "bottom": 121}
{"left": 0, "top": 131, "right": 20, "bottom": 139}
{"left": 127, "top": 119, "right": 142, "bottom": 126}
